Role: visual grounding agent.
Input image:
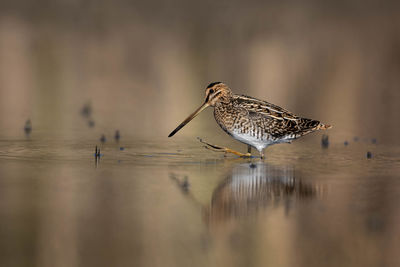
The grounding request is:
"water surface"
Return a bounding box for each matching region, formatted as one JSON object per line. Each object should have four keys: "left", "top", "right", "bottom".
{"left": 0, "top": 138, "right": 399, "bottom": 267}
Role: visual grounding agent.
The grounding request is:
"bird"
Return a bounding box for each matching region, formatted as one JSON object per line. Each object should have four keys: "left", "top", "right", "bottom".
{"left": 168, "top": 82, "right": 332, "bottom": 158}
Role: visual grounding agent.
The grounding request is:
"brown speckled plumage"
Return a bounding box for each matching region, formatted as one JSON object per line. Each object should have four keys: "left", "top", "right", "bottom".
{"left": 169, "top": 82, "right": 331, "bottom": 158}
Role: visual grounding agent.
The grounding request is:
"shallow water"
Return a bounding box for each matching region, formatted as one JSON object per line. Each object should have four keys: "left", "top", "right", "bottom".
{"left": 0, "top": 137, "right": 399, "bottom": 267}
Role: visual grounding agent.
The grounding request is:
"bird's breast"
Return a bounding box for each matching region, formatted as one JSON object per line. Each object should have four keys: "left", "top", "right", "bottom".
{"left": 214, "top": 104, "right": 267, "bottom": 142}
{"left": 213, "top": 104, "right": 240, "bottom": 132}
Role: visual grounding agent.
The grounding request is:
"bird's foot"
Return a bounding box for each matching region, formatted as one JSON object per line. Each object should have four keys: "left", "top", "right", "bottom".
{"left": 197, "top": 137, "right": 252, "bottom": 158}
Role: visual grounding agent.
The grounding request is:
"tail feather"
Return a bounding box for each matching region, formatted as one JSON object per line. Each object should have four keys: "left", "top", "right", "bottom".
{"left": 292, "top": 119, "right": 332, "bottom": 138}
{"left": 316, "top": 123, "right": 332, "bottom": 130}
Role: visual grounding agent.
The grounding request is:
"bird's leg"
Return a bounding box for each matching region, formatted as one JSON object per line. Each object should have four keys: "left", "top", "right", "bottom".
{"left": 197, "top": 137, "right": 252, "bottom": 157}
{"left": 247, "top": 145, "right": 252, "bottom": 154}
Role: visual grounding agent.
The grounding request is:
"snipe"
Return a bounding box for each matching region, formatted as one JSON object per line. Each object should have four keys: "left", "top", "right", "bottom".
{"left": 168, "top": 82, "right": 331, "bottom": 158}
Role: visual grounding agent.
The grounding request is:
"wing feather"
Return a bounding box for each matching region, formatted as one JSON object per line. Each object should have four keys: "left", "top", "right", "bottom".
{"left": 233, "top": 94, "right": 321, "bottom": 137}
{"left": 234, "top": 95, "right": 299, "bottom": 121}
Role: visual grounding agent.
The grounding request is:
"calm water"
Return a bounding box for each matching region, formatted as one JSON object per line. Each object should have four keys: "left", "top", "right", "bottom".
{"left": 0, "top": 137, "right": 399, "bottom": 267}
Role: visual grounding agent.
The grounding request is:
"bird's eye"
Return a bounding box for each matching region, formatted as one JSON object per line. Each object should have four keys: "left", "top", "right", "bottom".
{"left": 209, "top": 89, "right": 214, "bottom": 94}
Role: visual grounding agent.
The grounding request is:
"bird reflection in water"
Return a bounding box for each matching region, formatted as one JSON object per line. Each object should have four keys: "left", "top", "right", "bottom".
{"left": 203, "top": 163, "right": 324, "bottom": 225}
{"left": 170, "top": 162, "right": 325, "bottom": 226}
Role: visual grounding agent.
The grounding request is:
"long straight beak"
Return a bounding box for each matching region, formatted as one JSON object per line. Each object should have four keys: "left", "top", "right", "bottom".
{"left": 168, "top": 102, "right": 210, "bottom": 137}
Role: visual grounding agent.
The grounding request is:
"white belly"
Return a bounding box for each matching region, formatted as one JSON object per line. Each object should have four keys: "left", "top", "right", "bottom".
{"left": 231, "top": 130, "right": 293, "bottom": 152}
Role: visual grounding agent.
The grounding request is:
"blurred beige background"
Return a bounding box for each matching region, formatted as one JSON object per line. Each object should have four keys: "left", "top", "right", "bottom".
{"left": 0, "top": 0, "right": 399, "bottom": 143}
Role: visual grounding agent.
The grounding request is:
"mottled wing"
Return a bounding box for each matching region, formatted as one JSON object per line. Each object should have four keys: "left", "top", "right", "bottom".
{"left": 234, "top": 95, "right": 298, "bottom": 120}
{"left": 234, "top": 95, "right": 320, "bottom": 138}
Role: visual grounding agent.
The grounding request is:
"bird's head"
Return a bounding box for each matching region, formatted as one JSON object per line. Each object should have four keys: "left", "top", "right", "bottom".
{"left": 168, "top": 82, "right": 232, "bottom": 137}
{"left": 204, "top": 82, "right": 232, "bottom": 107}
